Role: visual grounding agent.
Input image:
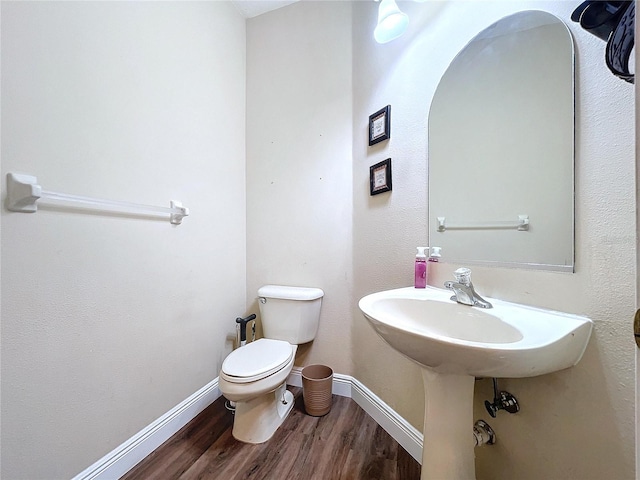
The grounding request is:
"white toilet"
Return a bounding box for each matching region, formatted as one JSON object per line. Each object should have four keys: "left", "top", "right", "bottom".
{"left": 219, "top": 284, "right": 324, "bottom": 444}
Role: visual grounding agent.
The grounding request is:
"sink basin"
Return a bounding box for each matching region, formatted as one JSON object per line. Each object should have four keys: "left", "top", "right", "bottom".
{"left": 359, "top": 286, "right": 592, "bottom": 480}
{"left": 358, "top": 286, "right": 592, "bottom": 378}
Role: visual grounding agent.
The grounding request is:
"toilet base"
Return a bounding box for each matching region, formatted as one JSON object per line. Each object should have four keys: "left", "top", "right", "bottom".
{"left": 232, "top": 383, "right": 294, "bottom": 444}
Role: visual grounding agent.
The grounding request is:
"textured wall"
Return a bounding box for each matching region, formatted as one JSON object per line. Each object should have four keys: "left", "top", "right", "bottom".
{"left": 1, "top": 2, "right": 246, "bottom": 478}
{"left": 636, "top": 14, "right": 640, "bottom": 477}
{"left": 352, "top": 1, "right": 636, "bottom": 479}
{"left": 248, "top": 1, "right": 635, "bottom": 477}
{"left": 246, "top": 2, "right": 354, "bottom": 374}
{"left": 2, "top": 2, "right": 635, "bottom": 479}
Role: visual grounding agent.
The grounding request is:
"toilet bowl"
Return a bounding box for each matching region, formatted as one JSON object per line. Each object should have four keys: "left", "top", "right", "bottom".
{"left": 219, "top": 285, "right": 324, "bottom": 444}
{"left": 219, "top": 338, "right": 297, "bottom": 443}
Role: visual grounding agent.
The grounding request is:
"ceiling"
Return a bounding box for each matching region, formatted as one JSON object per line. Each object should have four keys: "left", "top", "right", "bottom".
{"left": 231, "top": 0, "right": 300, "bottom": 18}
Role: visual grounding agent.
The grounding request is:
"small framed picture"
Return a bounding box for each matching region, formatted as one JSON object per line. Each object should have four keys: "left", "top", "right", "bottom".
{"left": 368, "top": 105, "right": 391, "bottom": 146}
{"left": 370, "top": 158, "right": 392, "bottom": 195}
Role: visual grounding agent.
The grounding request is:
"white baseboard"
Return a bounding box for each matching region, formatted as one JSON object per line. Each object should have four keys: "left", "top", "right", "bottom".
{"left": 74, "top": 370, "right": 423, "bottom": 479}
{"left": 72, "top": 378, "right": 221, "bottom": 480}
{"left": 350, "top": 378, "right": 423, "bottom": 463}
{"left": 287, "top": 367, "right": 423, "bottom": 464}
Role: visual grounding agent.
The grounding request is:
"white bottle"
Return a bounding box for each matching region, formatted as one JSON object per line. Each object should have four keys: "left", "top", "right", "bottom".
{"left": 429, "top": 247, "right": 442, "bottom": 263}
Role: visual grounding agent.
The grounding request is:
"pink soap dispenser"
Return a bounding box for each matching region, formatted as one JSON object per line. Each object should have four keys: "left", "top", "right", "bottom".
{"left": 414, "top": 247, "right": 428, "bottom": 288}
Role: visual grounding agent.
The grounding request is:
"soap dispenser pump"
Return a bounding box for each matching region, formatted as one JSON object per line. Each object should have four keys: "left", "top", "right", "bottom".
{"left": 415, "top": 247, "right": 428, "bottom": 288}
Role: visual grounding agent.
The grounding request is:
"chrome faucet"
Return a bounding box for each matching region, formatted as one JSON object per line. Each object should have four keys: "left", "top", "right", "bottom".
{"left": 444, "top": 268, "right": 493, "bottom": 309}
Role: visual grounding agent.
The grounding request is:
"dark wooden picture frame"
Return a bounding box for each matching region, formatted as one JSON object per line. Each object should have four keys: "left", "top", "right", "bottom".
{"left": 368, "top": 105, "right": 391, "bottom": 146}
{"left": 370, "top": 158, "right": 392, "bottom": 195}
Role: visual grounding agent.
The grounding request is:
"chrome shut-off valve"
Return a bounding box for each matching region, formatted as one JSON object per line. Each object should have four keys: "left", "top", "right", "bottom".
{"left": 485, "top": 378, "right": 520, "bottom": 418}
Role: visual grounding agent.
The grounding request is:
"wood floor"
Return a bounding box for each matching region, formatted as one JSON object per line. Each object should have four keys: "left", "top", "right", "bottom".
{"left": 122, "top": 387, "right": 421, "bottom": 480}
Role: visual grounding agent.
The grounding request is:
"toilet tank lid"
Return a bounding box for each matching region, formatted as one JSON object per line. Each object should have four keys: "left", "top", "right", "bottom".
{"left": 258, "top": 285, "right": 324, "bottom": 301}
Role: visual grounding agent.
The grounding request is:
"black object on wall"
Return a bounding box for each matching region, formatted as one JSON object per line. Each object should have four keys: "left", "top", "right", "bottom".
{"left": 571, "top": 1, "right": 635, "bottom": 83}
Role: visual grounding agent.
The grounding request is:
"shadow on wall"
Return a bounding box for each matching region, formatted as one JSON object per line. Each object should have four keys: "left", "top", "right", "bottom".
{"left": 474, "top": 331, "right": 635, "bottom": 479}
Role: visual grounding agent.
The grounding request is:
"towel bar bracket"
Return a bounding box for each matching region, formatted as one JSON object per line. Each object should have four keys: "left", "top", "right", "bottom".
{"left": 7, "top": 173, "right": 41, "bottom": 213}
{"left": 169, "top": 201, "right": 188, "bottom": 225}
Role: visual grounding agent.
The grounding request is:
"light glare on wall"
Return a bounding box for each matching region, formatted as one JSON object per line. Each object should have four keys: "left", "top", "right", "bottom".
{"left": 374, "top": 0, "right": 409, "bottom": 44}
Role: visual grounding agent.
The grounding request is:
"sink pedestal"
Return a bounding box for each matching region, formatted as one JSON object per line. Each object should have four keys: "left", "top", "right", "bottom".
{"left": 421, "top": 369, "right": 476, "bottom": 480}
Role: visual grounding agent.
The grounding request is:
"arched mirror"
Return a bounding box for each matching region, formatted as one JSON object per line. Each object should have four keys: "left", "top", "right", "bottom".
{"left": 428, "top": 11, "right": 574, "bottom": 272}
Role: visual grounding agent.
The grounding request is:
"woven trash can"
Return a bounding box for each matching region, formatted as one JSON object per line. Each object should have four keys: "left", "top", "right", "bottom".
{"left": 301, "top": 364, "right": 333, "bottom": 416}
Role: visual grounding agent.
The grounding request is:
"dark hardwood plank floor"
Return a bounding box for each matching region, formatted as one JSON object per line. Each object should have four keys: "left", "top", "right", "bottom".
{"left": 122, "top": 387, "right": 421, "bottom": 480}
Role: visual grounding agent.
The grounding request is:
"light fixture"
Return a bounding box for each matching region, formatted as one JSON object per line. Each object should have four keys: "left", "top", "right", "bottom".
{"left": 374, "top": 0, "right": 409, "bottom": 44}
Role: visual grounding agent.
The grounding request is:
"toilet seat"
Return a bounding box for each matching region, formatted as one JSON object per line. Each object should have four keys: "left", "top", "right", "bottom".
{"left": 221, "top": 338, "right": 294, "bottom": 384}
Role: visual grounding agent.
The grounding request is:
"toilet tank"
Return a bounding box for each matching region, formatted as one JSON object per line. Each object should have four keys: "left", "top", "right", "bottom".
{"left": 257, "top": 285, "right": 324, "bottom": 344}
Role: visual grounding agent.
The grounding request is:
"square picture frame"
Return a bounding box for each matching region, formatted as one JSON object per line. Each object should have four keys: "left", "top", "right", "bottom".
{"left": 370, "top": 158, "right": 392, "bottom": 195}
{"left": 368, "top": 105, "right": 391, "bottom": 146}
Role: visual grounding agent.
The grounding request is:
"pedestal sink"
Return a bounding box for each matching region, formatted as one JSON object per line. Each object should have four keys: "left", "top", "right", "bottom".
{"left": 358, "top": 286, "right": 592, "bottom": 480}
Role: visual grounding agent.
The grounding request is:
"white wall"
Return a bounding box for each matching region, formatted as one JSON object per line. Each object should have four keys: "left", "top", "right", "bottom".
{"left": 246, "top": 2, "right": 354, "bottom": 374}
{"left": 352, "top": 1, "right": 636, "bottom": 479}
{"left": 636, "top": 12, "right": 640, "bottom": 476}
{"left": 2, "top": 1, "right": 635, "bottom": 479}
{"left": 246, "top": 1, "right": 635, "bottom": 477}
{"left": 0, "top": 2, "right": 246, "bottom": 478}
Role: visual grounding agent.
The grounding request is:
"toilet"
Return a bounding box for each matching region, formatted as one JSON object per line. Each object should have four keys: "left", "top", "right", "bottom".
{"left": 219, "top": 284, "right": 324, "bottom": 444}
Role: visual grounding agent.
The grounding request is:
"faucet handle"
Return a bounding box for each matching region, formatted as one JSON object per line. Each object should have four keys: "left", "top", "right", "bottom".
{"left": 454, "top": 267, "right": 472, "bottom": 286}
